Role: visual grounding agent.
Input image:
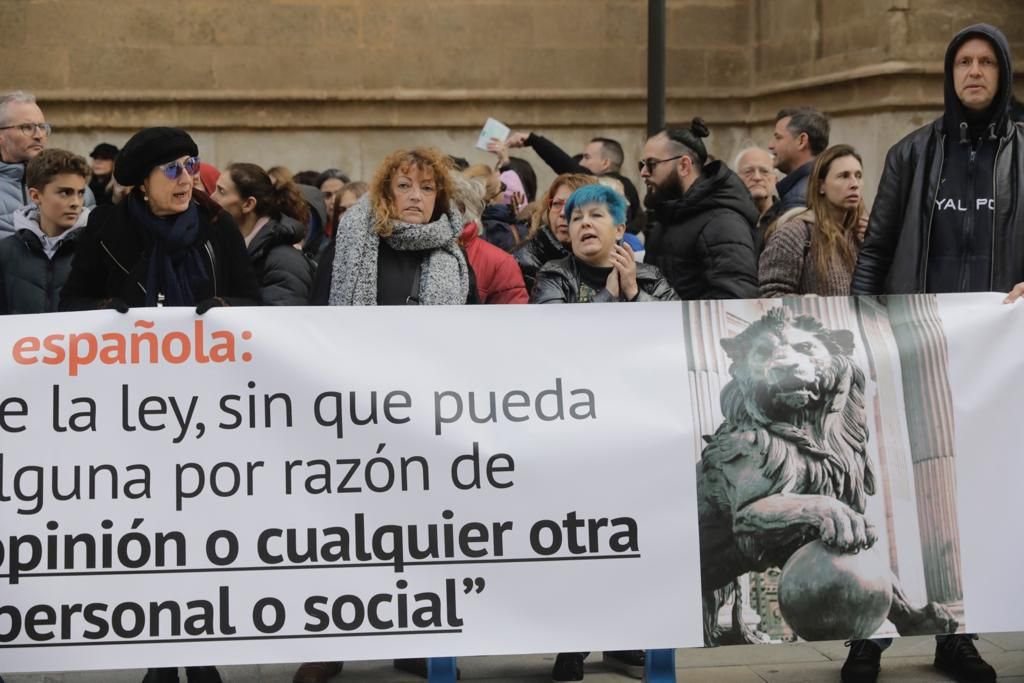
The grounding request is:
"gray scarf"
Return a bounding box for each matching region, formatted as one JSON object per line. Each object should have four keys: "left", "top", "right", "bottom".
{"left": 328, "top": 194, "right": 469, "bottom": 306}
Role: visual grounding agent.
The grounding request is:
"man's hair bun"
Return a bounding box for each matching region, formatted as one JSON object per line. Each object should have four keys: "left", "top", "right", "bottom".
{"left": 690, "top": 117, "right": 710, "bottom": 139}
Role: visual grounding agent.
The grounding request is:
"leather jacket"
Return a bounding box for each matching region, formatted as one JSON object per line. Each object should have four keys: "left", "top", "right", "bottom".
{"left": 531, "top": 255, "right": 679, "bottom": 303}
{"left": 852, "top": 23, "right": 1024, "bottom": 295}
{"left": 851, "top": 118, "right": 1024, "bottom": 294}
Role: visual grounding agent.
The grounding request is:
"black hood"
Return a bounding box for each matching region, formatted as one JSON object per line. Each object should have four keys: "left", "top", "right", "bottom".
{"left": 943, "top": 23, "right": 1014, "bottom": 139}
{"left": 1012, "top": 95, "right": 1024, "bottom": 124}
{"left": 653, "top": 160, "right": 759, "bottom": 229}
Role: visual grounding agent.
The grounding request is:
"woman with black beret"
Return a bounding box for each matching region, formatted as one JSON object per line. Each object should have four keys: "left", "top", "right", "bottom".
{"left": 60, "top": 127, "right": 259, "bottom": 313}
{"left": 59, "top": 134, "right": 239, "bottom": 678}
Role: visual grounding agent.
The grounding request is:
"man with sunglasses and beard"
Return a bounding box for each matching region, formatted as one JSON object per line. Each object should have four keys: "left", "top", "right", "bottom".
{"left": 640, "top": 118, "right": 759, "bottom": 300}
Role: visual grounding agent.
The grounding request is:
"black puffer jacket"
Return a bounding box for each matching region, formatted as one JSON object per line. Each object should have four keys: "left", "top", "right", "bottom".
{"left": 0, "top": 224, "right": 83, "bottom": 314}
{"left": 644, "top": 160, "right": 760, "bottom": 300}
{"left": 852, "top": 23, "right": 1024, "bottom": 295}
{"left": 513, "top": 226, "right": 569, "bottom": 292}
{"left": 248, "top": 217, "right": 314, "bottom": 305}
{"left": 60, "top": 197, "right": 260, "bottom": 310}
{"left": 531, "top": 255, "right": 679, "bottom": 303}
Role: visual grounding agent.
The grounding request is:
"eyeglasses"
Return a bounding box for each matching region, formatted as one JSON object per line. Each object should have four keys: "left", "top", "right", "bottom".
{"left": 550, "top": 199, "right": 567, "bottom": 210}
{"left": 157, "top": 156, "right": 201, "bottom": 180}
{"left": 638, "top": 155, "right": 684, "bottom": 173}
{"left": 0, "top": 122, "right": 52, "bottom": 136}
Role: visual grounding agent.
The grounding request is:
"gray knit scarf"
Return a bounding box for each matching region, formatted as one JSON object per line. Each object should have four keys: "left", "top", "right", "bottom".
{"left": 328, "top": 194, "right": 469, "bottom": 306}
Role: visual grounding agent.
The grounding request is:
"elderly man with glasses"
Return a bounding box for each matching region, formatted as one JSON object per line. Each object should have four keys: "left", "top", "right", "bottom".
{"left": 0, "top": 90, "right": 94, "bottom": 235}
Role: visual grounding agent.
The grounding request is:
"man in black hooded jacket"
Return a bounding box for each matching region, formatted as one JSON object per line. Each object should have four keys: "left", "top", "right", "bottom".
{"left": 639, "top": 118, "right": 759, "bottom": 300}
{"left": 851, "top": 24, "right": 1024, "bottom": 301}
{"left": 845, "top": 24, "right": 1011, "bottom": 683}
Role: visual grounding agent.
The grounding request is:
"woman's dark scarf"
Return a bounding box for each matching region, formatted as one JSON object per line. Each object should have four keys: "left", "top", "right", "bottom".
{"left": 127, "top": 194, "right": 209, "bottom": 306}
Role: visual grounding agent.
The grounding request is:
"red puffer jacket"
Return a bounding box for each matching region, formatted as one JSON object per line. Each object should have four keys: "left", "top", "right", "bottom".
{"left": 460, "top": 222, "right": 528, "bottom": 304}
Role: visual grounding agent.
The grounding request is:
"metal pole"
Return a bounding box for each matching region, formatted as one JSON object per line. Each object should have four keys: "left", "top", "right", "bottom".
{"left": 647, "top": 0, "right": 667, "bottom": 136}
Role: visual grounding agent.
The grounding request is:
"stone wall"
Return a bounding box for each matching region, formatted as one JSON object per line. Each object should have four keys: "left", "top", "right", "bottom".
{"left": 2, "top": 0, "right": 1021, "bottom": 204}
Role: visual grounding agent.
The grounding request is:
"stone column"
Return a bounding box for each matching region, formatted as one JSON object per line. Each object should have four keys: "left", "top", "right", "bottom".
{"left": 854, "top": 298, "right": 929, "bottom": 605}
{"left": 684, "top": 300, "right": 763, "bottom": 633}
{"left": 885, "top": 295, "right": 963, "bottom": 605}
{"left": 682, "top": 300, "right": 730, "bottom": 460}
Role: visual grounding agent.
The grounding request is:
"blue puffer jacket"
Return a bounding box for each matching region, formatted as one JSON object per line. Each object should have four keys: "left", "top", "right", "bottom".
{"left": 0, "top": 159, "right": 27, "bottom": 236}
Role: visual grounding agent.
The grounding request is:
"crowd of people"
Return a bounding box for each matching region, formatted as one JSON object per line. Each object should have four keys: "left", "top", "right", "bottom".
{"left": 0, "top": 19, "right": 1022, "bottom": 683}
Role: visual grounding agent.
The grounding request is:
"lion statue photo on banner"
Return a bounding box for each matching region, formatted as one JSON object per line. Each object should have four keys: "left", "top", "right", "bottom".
{"left": 697, "top": 307, "right": 958, "bottom": 646}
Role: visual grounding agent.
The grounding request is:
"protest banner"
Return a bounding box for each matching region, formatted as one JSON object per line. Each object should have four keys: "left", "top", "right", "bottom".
{"left": 1, "top": 294, "right": 1023, "bottom": 674}
{"left": 0, "top": 304, "right": 700, "bottom": 672}
{"left": 686, "top": 294, "right": 1024, "bottom": 647}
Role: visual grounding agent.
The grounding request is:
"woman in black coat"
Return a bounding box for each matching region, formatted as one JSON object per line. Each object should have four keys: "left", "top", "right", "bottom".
{"left": 60, "top": 127, "right": 259, "bottom": 314}
{"left": 212, "top": 163, "right": 313, "bottom": 305}
{"left": 57, "top": 128, "right": 255, "bottom": 683}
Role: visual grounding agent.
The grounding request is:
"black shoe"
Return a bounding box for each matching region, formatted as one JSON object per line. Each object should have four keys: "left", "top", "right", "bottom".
{"left": 393, "top": 658, "right": 461, "bottom": 680}
{"left": 142, "top": 669, "right": 179, "bottom": 683}
{"left": 934, "top": 634, "right": 997, "bottom": 682}
{"left": 552, "top": 652, "right": 587, "bottom": 682}
{"left": 185, "top": 667, "right": 223, "bottom": 683}
{"left": 841, "top": 639, "right": 882, "bottom": 683}
{"left": 602, "top": 651, "right": 645, "bottom": 679}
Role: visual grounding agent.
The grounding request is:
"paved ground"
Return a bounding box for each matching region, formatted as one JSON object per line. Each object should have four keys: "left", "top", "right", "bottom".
{"left": 6, "top": 633, "right": 1024, "bottom": 682}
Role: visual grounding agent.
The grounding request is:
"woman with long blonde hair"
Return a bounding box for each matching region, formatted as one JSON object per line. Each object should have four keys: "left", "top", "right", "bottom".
{"left": 759, "top": 144, "right": 866, "bottom": 297}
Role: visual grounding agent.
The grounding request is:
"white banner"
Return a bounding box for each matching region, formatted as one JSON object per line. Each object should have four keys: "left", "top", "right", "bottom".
{"left": 2, "top": 295, "right": 1024, "bottom": 673}
{"left": 0, "top": 305, "right": 701, "bottom": 672}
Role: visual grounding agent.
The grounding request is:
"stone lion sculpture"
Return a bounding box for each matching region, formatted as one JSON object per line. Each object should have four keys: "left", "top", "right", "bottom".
{"left": 697, "top": 307, "right": 957, "bottom": 645}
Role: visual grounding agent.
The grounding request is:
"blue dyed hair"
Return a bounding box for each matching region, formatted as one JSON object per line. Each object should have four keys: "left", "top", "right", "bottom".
{"left": 564, "top": 184, "right": 627, "bottom": 226}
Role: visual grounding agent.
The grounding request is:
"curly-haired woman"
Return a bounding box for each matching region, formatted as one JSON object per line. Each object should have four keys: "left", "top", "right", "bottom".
{"left": 325, "top": 148, "right": 470, "bottom": 306}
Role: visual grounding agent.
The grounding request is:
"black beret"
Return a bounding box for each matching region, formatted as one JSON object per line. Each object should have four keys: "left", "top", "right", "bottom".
{"left": 113, "top": 127, "right": 199, "bottom": 186}
{"left": 89, "top": 142, "right": 119, "bottom": 159}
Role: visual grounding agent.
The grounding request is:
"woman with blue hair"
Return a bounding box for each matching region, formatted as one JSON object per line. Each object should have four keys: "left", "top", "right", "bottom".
{"left": 530, "top": 184, "right": 676, "bottom": 304}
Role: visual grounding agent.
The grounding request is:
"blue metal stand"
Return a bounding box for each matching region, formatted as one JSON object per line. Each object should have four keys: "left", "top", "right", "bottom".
{"left": 644, "top": 648, "right": 676, "bottom": 682}
{"left": 427, "top": 656, "right": 458, "bottom": 683}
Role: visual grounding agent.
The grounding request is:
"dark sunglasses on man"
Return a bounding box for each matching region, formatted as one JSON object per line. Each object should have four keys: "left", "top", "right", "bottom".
{"left": 637, "top": 155, "right": 684, "bottom": 173}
